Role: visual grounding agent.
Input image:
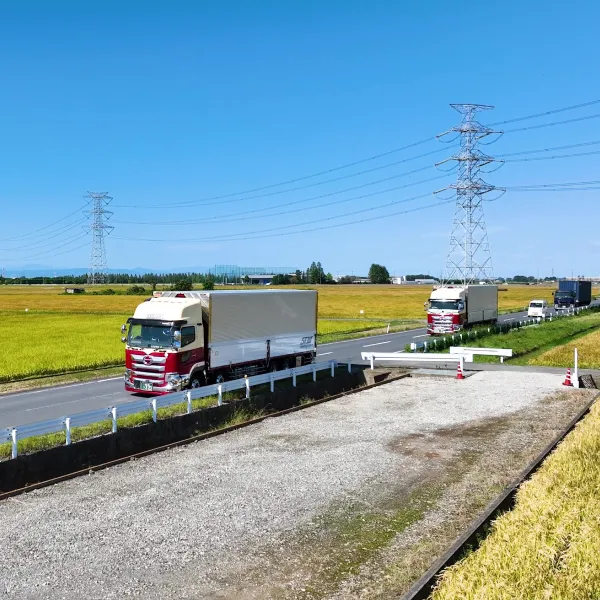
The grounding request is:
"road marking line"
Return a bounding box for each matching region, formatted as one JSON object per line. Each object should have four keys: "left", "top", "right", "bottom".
{"left": 321, "top": 329, "right": 427, "bottom": 346}
{"left": 363, "top": 341, "right": 392, "bottom": 348}
{"left": 98, "top": 377, "right": 122, "bottom": 382}
{"left": 317, "top": 352, "right": 333, "bottom": 356}
{"left": 412, "top": 334, "right": 428, "bottom": 338}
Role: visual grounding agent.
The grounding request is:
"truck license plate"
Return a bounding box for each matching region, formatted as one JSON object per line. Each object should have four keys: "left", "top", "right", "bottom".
{"left": 136, "top": 380, "right": 153, "bottom": 392}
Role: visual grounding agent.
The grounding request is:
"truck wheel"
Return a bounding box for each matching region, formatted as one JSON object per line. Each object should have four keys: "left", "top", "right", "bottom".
{"left": 269, "top": 361, "right": 279, "bottom": 372}
{"left": 189, "top": 375, "right": 203, "bottom": 389}
{"left": 214, "top": 373, "right": 226, "bottom": 385}
{"left": 281, "top": 359, "right": 292, "bottom": 371}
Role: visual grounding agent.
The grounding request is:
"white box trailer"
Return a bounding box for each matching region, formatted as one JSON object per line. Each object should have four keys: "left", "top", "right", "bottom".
{"left": 203, "top": 290, "right": 317, "bottom": 369}
{"left": 466, "top": 284, "right": 498, "bottom": 324}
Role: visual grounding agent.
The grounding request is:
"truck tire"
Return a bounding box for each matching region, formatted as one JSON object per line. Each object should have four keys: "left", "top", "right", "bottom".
{"left": 269, "top": 361, "right": 279, "bottom": 373}
{"left": 281, "top": 358, "right": 292, "bottom": 371}
{"left": 189, "top": 374, "right": 203, "bottom": 389}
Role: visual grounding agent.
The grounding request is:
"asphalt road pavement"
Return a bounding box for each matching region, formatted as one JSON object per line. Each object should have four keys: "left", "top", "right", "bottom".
{"left": 0, "top": 307, "right": 578, "bottom": 428}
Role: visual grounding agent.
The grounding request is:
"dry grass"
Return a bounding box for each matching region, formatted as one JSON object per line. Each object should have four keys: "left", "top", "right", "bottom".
{"left": 1, "top": 283, "right": 590, "bottom": 319}
{"left": 530, "top": 327, "right": 600, "bottom": 369}
{"left": 430, "top": 400, "right": 600, "bottom": 600}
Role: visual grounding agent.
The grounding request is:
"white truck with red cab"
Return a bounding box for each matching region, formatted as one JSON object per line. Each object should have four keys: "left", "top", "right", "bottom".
{"left": 426, "top": 284, "right": 498, "bottom": 335}
{"left": 122, "top": 289, "right": 317, "bottom": 395}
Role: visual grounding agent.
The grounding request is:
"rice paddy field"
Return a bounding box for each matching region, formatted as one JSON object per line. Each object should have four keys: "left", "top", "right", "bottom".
{"left": 1, "top": 283, "right": 597, "bottom": 382}
{"left": 529, "top": 327, "right": 600, "bottom": 369}
{"left": 431, "top": 400, "right": 600, "bottom": 600}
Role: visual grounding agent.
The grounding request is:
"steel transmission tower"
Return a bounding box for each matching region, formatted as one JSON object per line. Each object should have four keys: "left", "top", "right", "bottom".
{"left": 84, "top": 192, "right": 114, "bottom": 284}
{"left": 435, "top": 104, "right": 504, "bottom": 284}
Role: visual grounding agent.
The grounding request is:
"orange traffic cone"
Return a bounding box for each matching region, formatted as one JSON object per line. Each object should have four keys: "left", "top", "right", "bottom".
{"left": 456, "top": 361, "right": 465, "bottom": 380}
{"left": 562, "top": 368, "right": 573, "bottom": 387}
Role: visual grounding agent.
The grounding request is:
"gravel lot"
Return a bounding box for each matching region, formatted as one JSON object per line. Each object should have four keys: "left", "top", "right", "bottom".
{"left": 0, "top": 371, "right": 587, "bottom": 599}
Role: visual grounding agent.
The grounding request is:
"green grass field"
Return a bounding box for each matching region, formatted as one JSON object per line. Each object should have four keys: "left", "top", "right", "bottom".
{"left": 1, "top": 283, "right": 597, "bottom": 382}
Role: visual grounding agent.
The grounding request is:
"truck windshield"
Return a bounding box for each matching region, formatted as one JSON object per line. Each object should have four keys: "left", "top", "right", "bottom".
{"left": 429, "top": 300, "right": 460, "bottom": 310}
{"left": 555, "top": 291, "right": 574, "bottom": 299}
{"left": 128, "top": 323, "right": 175, "bottom": 349}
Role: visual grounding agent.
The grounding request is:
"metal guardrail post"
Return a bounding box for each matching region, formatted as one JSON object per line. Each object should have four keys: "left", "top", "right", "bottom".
{"left": 217, "top": 384, "right": 223, "bottom": 406}
{"left": 151, "top": 399, "right": 157, "bottom": 424}
{"left": 65, "top": 417, "right": 71, "bottom": 446}
{"left": 270, "top": 374, "right": 275, "bottom": 393}
{"left": 312, "top": 365, "right": 317, "bottom": 382}
{"left": 186, "top": 391, "right": 192, "bottom": 414}
{"left": 111, "top": 407, "right": 118, "bottom": 433}
{"left": 291, "top": 370, "right": 296, "bottom": 387}
{"left": 245, "top": 375, "right": 251, "bottom": 398}
{"left": 347, "top": 359, "right": 352, "bottom": 373}
{"left": 11, "top": 429, "right": 17, "bottom": 459}
{"left": 330, "top": 361, "right": 335, "bottom": 377}
{"left": 370, "top": 355, "right": 374, "bottom": 370}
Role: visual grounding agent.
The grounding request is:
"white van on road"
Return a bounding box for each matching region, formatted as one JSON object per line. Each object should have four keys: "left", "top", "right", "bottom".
{"left": 528, "top": 299, "right": 549, "bottom": 318}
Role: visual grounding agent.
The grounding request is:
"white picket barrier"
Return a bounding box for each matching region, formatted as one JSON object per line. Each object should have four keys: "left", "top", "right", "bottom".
{"left": 4, "top": 360, "right": 339, "bottom": 459}
{"left": 361, "top": 352, "right": 463, "bottom": 371}
{"left": 449, "top": 346, "right": 513, "bottom": 363}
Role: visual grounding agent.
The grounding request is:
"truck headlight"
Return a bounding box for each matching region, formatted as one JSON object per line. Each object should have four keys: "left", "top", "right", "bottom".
{"left": 166, "top": 373, "right": 181, "bottom": 384}
{"left": 125, "top": 369, "right": 132, "bottom": 379}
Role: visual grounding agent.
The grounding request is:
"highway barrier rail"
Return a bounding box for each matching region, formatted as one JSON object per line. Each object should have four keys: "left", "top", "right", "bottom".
{"left": 361, "top": 352, "right": 465, "bottom": 371}
{"left": 2, "top": 359, "right": 344, "bottom": 460}
{"left": 449, "top": 346, "right": 513, "bottom": 363}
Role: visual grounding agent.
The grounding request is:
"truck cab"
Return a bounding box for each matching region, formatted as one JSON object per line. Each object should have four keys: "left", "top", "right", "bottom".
{"left": 426, "top": 287, "right": 466, "bottom": 335}
{"left": 124, "top": 297, "right": 206, "bottom": 394}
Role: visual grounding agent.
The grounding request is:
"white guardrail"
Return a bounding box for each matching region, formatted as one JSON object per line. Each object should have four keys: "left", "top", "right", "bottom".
{"left": 2, "top": 359, "right": 344, "bottom": 460}
{"left": 361, "top": 347, "right": 512, "bottom": 369}
{"left": 361, "top": 352, "right": 464, "bottom": 370}
{"left": 449, "top": 347, "right": 513, "bottom": 363}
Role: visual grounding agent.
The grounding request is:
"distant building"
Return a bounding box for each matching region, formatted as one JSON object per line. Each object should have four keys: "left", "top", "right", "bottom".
{"left": 391, "top": 276, "right": 438, "bottom": 285}
{"left": 65, "top": 287, "right": 85, "bottom": 294}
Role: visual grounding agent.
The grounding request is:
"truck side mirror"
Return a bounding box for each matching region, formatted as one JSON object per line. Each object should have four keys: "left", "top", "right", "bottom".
{"left": 121, "top": 324, "right": 127, "bottom": 333}
{"left": 173, "top": 331, "right": 181, "bottom": 342}
{"left": 121, "top": 337, "right": 126, "bottom": 343}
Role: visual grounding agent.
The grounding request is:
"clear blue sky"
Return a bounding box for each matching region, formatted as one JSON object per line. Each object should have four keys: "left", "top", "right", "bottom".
{"left": 1, "top": 0, "right": 599, "bottom": 277}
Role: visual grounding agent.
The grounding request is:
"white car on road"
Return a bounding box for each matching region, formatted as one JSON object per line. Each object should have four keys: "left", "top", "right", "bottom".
{"left": 528, "top": 299, "right": 549, "bottom": 319}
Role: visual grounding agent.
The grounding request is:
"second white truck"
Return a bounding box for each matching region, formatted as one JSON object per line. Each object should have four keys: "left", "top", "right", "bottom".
{"left": 426, "top": 284, "right": 498, "bottom": 335}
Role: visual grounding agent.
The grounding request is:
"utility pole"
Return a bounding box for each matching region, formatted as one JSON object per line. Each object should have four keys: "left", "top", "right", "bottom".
{"left": 84, "top": 192, "right": 114, "bottom": 284}
{"left": 435, "top": 104, "right": 504, "bottom": 285}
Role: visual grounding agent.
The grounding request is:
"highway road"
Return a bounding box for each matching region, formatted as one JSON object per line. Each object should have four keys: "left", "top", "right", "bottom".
{"left": 0, "top": 307, "right": 577, "bottom": 428}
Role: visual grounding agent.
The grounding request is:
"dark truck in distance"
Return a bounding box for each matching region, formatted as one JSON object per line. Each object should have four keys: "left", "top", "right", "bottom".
{"left": 553, "top": 280, "right": 592, "bottom": 310}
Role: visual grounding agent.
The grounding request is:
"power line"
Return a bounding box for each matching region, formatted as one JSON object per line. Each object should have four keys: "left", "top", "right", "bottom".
{"left": 488, "top": 99, "right": 600, "bottom": 126}
{"left": 504, "top": 112, "right": 600, "bottom": 133}
{"left": 113, "top": 169, "right": 447, "bottom": 226}
{"left": 0, "top": 228, "right": 88, "bottom": 252}
{"left": 115, "top": 197, "right": 454, "bottom": 244}
{"left": 497, "top": 139, "right": 600, "bottom": 157}
{"left": 0, "top": 234, "right": 90, "bottom": 262}
{"left": 0, "top": 207, "right": 86, "bottom": 242}
{"left": 113, "top": 145, "right": 448, "bottom": 209}
{"left": 113, "top": 190, "right": 438, "bottom": 243}
{"left": 504, "top": 149, "right": 600, "bottom": 162}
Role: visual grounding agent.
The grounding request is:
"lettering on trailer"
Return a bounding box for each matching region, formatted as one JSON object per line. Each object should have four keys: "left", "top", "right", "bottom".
{"left": 301, "top": 336, "right": 314, "bottom": 346}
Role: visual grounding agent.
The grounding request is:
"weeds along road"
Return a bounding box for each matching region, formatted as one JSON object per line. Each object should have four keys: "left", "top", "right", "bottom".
{"left": 0, "top": 307, "right": 564, "bottom": 428}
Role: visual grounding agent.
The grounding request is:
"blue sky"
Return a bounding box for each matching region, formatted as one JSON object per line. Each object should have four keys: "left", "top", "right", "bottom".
{"left": 1, "top": 0, "right": 599, "bottom": 277}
